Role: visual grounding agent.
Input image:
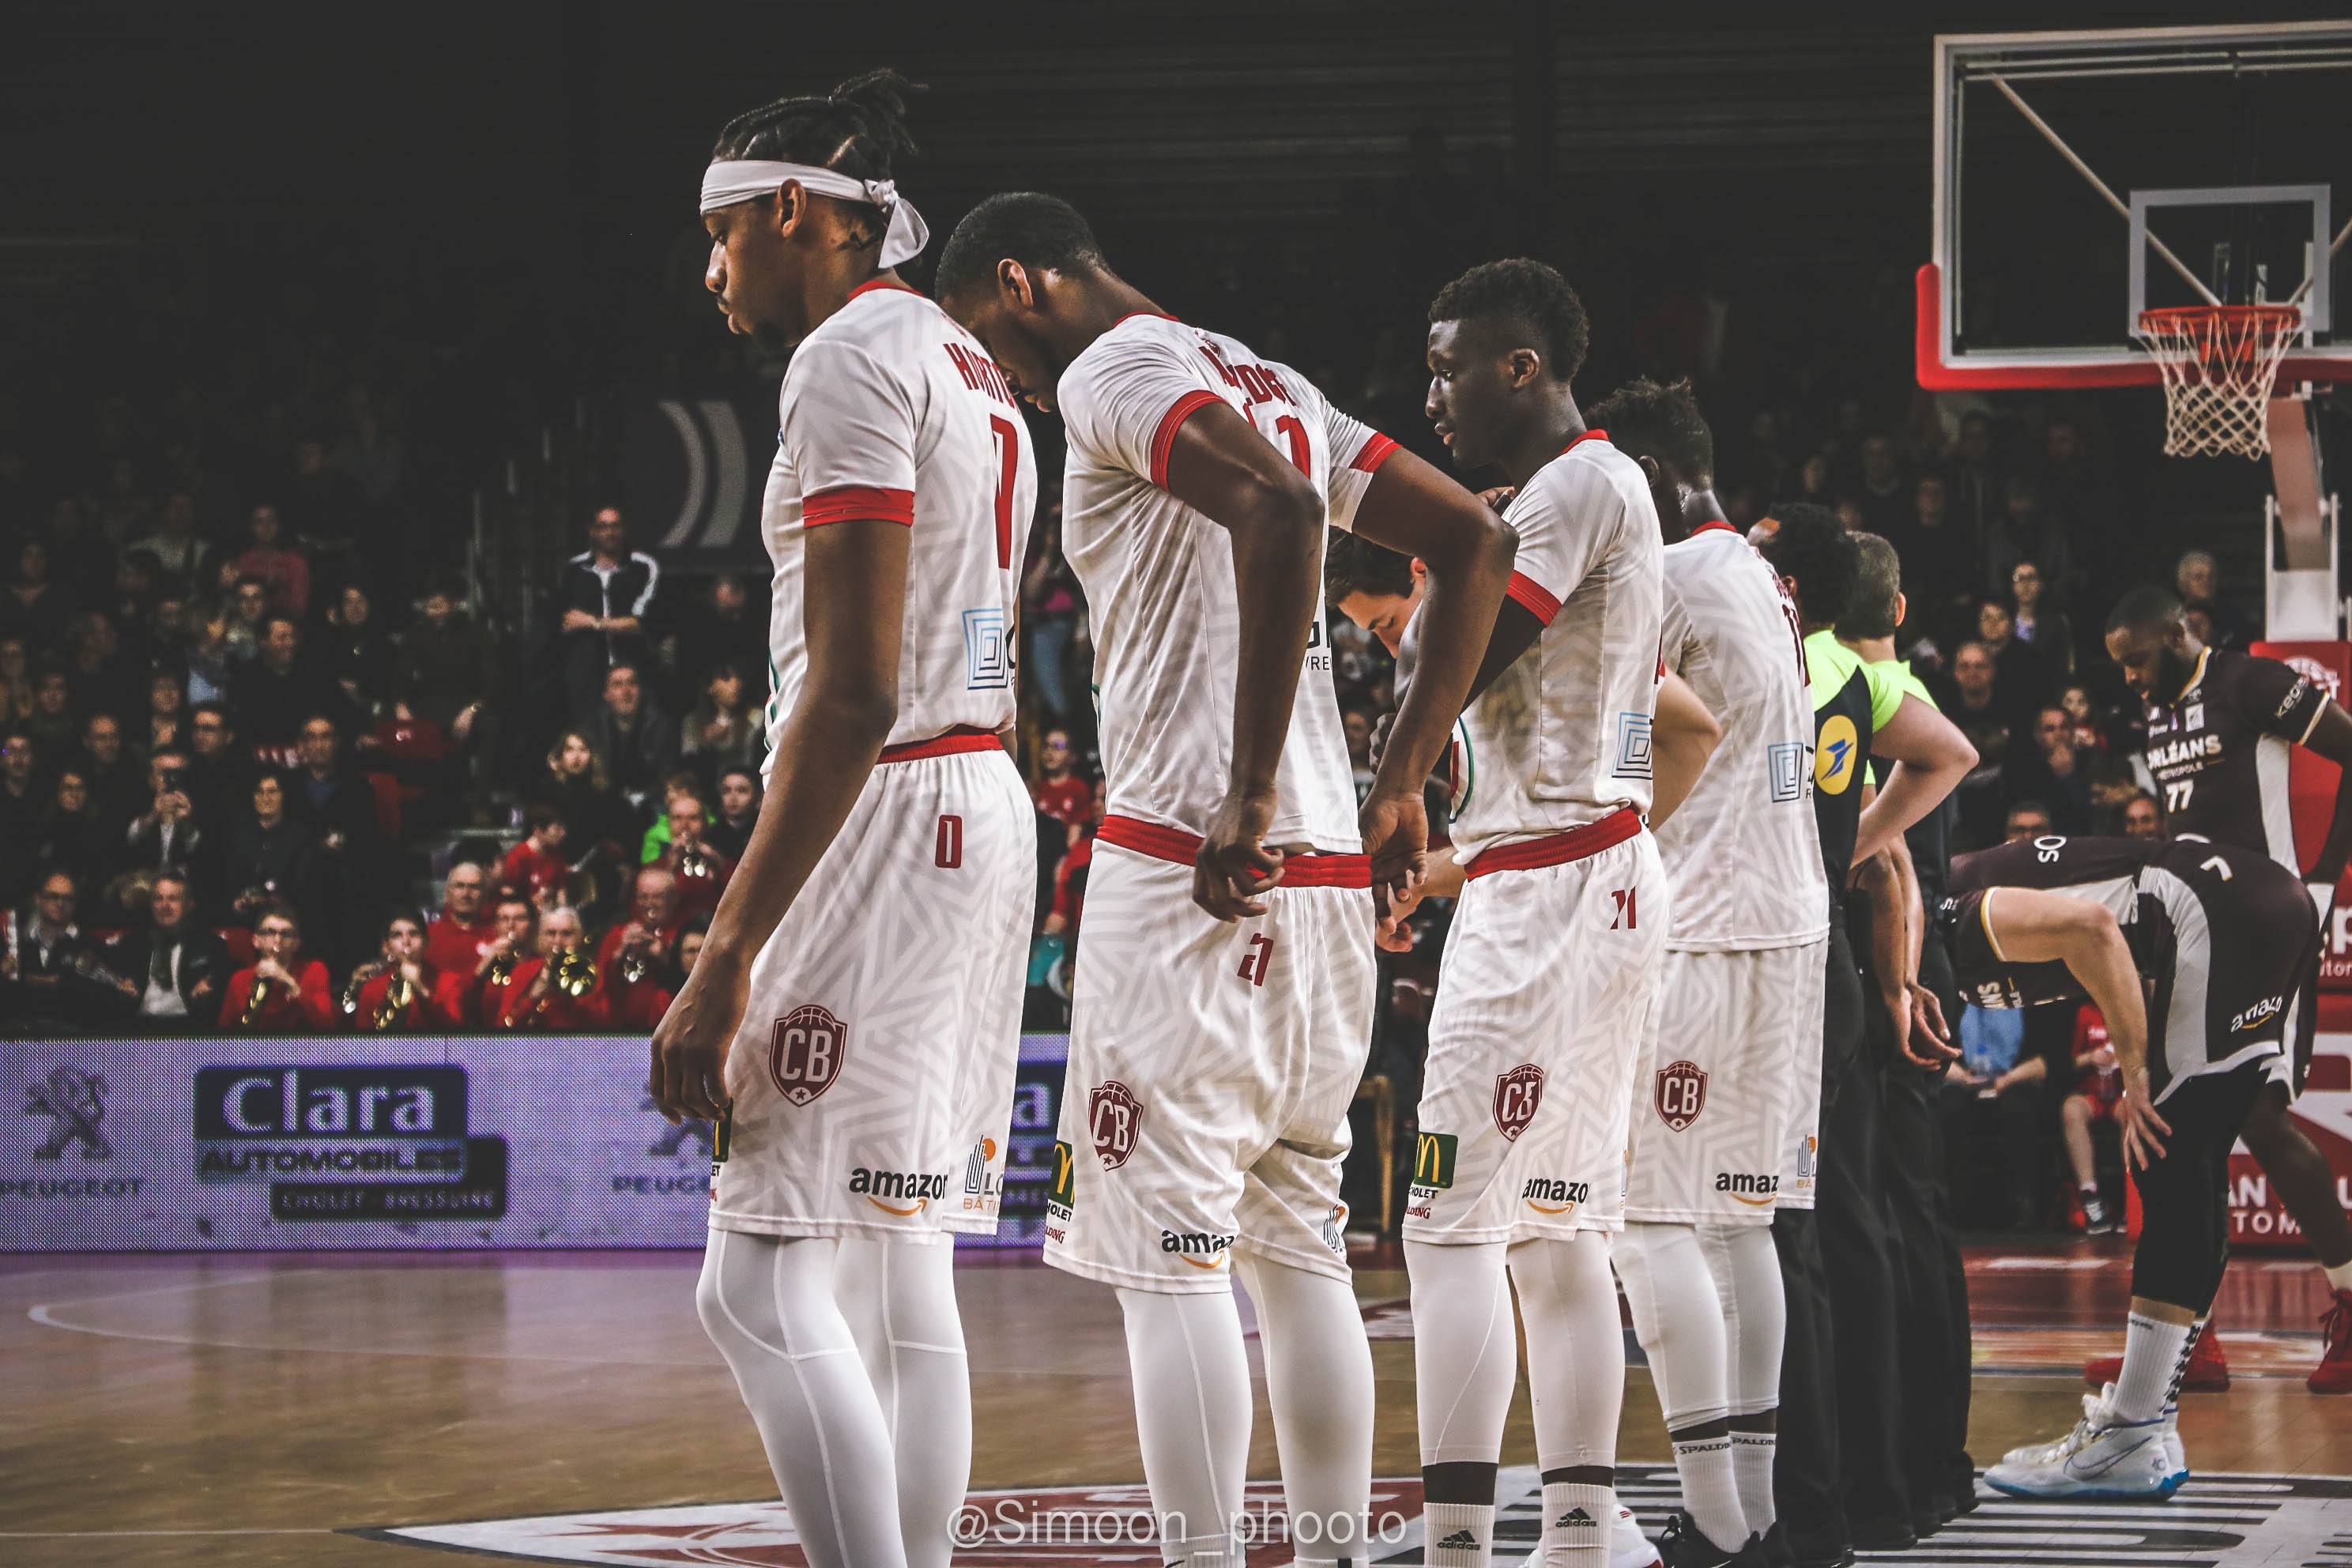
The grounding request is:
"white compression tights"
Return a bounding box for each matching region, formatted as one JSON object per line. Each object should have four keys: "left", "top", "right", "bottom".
{"left": 834, "top": 1237, "right": 970, "bottom": 1568}
{"left": 1116, "top": 1286, "right": 1253, "bottom": 1568}
{"left": 1507, "top": 1232, "right": 1623, "bottom": 1475}
{"left": 696, "top": 1230, "right": 908, "bottom": 1568}
{"left": 1697, "top": 1223, "right": 1785, "bottom": 1418}
{"left": 1404, "top": 1238, "right": 1517, "bottom": 1468}
{"left": 1613, "top": 1222, "right": 1730, "bottom": 1430}
{"left": 1237, "top": 1253, "right": 1376, "bottom": 1564}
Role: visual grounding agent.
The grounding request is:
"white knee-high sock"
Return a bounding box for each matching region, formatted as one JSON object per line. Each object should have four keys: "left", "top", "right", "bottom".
{"left": 1700, "top": 1223, "right": 1783, "bottom": 1538}
{"left": 1612, "top": 1223, "right": 1743, "bottom": 1548}
{"left": 1118, "top": 1287, "right": 1251, "bottom": 1568}
{"left": 695, "top": 1230, "right": 908, "bottom": 1568}
{"left": 1236, "top": 1253, "right": 1374, "bottom": 1566}
{"left": 834, "top": 1237, "right": 969, "bottom": 1568}
{"left": 2110, "top": 1307, "right": 2197, "bottom": 1423}
{"left": 1510, "top": 1233, "right": 1621, "bottom": 1567}
{"left": 1405, "top": 1238, "right": 1517, "bottom": 1468}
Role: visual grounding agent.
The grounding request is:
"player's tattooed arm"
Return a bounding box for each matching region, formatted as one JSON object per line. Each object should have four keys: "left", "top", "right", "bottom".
{"left": 648, "top": 518, "right": 911, "bottom": 1121}
{"left": 1161, "top": 401, "right": 1327, "bottom": 920}
{"left": 1646, "top": 669, "right": 1721, "bottom": 829}
{"left": 1348, "top": 447, "right": 1517, "bottom": 909}
{"left": 1853, "top": 692, "right": 1976, "bottom": 865}
{"left": 1981, "top": 887, "right": 2167, "bottom": 1168}
{"left": 2297, "top": 702, "right": 2352, "bottom": 888}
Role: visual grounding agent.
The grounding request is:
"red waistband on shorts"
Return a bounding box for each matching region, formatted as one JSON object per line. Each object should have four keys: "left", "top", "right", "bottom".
{"left": 1463, "top": 805, "right": 1643, "bottom": 880}
{"left": 876, "top": 726, "right": 1003, "bottom": 764}
{"left": 1098, "top": 814, "right": 1371, "bottom": 889}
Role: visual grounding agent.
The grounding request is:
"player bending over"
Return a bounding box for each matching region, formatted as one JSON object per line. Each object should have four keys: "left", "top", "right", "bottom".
{"left": 1961, "top": 835, "right": 2316, "bottom": 1497}
{"left": 649, "top": 73, "right": 1038, "bottom": 1568}
{"left": 937, "top": 192, "right": 1514, "bottom": 1568}
{"left": 2091, "top": 587, "right": 2352, "bottom": 1395}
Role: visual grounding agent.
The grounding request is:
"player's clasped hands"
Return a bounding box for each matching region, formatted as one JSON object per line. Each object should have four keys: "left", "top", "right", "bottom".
{"left": 1193, "top": 790, "right": 1286, "bottom": 921}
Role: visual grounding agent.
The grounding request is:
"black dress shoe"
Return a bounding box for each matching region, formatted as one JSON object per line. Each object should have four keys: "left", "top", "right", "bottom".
{"left": 1793, "top": 1551, "right": 1856, "bottom": 1568}
{"left": 1848, "top": 1514, "right": 1915, "bottom": 1552}
{"left": 1760, "top": 1521, "right": 1797, "bottom": 1568}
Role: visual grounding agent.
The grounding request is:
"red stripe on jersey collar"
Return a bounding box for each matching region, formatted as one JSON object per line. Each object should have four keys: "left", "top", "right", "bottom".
{"left": 848, "top": 278, "right": 921, "bottom": 300}
{"left": 1559, "top": 428, "right": 1609, "bottom": 455}
{"left": 1688, "top": 520, "right": 1740, "bottom": 537}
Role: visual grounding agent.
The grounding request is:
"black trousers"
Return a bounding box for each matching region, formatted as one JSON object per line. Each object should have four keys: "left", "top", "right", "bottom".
{"left": 1819, "top": 926, "right": 1909, "bottom": 1538}
{"left": 2132, "top": 1060, "right": 2270, "bottom": 1312}
{"left": 1773, "top": 922, "right": 1864, "bottom": 1558}
{"left": 1877, "top": 932, "right": 1974, "bottom": 1514}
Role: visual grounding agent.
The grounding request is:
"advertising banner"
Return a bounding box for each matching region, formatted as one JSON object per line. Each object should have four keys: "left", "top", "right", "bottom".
{"left": 4, "top": 1034, "right": 1070, "bottom": 1252}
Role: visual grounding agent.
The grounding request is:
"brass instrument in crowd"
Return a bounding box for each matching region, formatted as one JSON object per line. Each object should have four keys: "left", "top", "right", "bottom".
{"left": 373, "top": 971, "right": 417, "bottom": 1028}
{"left": 484, "top": 948, "right": 520, "bottom": 986}
{"left": 340, "top": 960, "right": 387, "bottom": 1018}
{"left": 552, "top": 950, "right": 598, "bottom": 998}
{"left": 675, "top": 843, "right": 711, "bottom": 881}
{"left": 620, "top": 946, "right": 650, "bottom": 985}
{"left": 239, "top": 972, "right": 276, "bottom": 1026}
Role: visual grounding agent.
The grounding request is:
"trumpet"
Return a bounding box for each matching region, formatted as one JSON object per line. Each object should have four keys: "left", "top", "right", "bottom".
{"left": 675, "top": 843, "right": 711, "bottom": 881}
{"left": 484, "top": 948, "right": 520, "bottom": 986}
{"left": 552, "top": 949, "right": 598, "bottom": 998}
{"left": 239, "top": 972, "right": 276, "bottom": 1026}
{"left": 341, "top": 960, "right": 388, "bottom": 1018}
{"left": 620, "top": 947, "right": 650, "bottom": 985}
{"left": 373, "top": 971, "right": 418, "bottom": 1029}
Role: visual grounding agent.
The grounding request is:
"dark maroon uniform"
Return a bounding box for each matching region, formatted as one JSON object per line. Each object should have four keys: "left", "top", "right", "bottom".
{"left": 1943, "top": 835, "right": 2312, "bottom": 1102}
{"left": 2142, "top": 647, "right": 2327, "bottom": 870}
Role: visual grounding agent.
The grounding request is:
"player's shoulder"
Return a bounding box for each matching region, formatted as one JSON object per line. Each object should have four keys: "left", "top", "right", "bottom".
{"left": 1517, "top": 433, "right": 1640, "bottom": 518}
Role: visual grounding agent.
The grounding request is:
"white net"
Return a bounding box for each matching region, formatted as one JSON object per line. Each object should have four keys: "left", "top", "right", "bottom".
{"left": 2132, "top": 305, "right": 2301, "bottom": 460}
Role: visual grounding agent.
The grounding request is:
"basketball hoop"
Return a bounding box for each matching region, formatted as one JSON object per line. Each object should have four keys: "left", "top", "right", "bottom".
{"left": 2133, "top": 304, "right": 2303, "bottom": 460}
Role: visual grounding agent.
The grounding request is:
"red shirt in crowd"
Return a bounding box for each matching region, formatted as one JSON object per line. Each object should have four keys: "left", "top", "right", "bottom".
{"left": 424, "top": 910, "right": 500, "bottom": 977}
{"left": 1035, "top": 775, "right": 1091, "bottom": 834}
{"left": 609, "top": 975, "right": 675, "bottom": 1031}
{"left": 352, "top": 966, "right": 469, "bottom": 1031}
{"left": 218, "top": 961, "right": 336, "bottom": 1030}
{"left": 501, "top": 839, "right": 570, "bottom": 904}
{"left": 658, "top": 845, "right": 734, "bottom": 920}
{"left": 495, "top": 956, "right": 612, "bottom": 1031}
{"left": 596, "top": 918, "right": 682, "bottom": 981}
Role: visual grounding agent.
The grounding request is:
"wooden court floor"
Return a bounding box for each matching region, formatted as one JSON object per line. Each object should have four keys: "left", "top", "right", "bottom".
{"left": 6, "top": 1243, "right": 2352, "bottom": 1566}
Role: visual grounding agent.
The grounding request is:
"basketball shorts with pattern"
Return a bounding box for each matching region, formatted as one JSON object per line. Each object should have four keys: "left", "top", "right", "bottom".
{"left": 1043, "top": 841, "right": 1376, "bottom": 1294}
{"left": 1626, "top": 938, "right": 1826, "bottom": 1225}
{"left": 1404, "top": 829, "right": 1666, "bottom": 1245}
{"left": 708, "top": 745, "right": 1034, "bottom": 1241}
{"left": 1776, "top": 924, "right": 1857, "bottom": 1214}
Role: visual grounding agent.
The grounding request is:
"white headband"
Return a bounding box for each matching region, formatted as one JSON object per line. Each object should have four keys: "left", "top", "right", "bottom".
{"left": 699, "top": 159, "right": 929, "bottom": 268}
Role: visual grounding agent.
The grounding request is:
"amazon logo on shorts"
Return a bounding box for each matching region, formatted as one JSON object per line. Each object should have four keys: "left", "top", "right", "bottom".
{"left": 1160, "top": 1229, "right": 1234, "bottom": 1267}
{"left": 1716, "top": 1170, "right": 1778, "bottom": 1205}
{"left": 1521, "top": 1177, "right": 1589, "bottom": 1215}
{"left": 1494, "top": 1064, "right": 1545, "bottom": 1142}
{"left": 1090, "top": 1081, "right": 1144, "bottom": 1170}
{"left": 769, "top": 1004, "right": 847, "bottom": 1106}
{"left": 848, "top": 1167, "right": 948, "bottom": 1216}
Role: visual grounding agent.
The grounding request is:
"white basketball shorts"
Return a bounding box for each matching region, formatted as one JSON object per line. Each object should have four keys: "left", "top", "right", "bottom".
{"left": 708, "top": 735, "right": 1034, "bottom": 1242}
{"left": 1405, "top": 810, "right": 1665, "bottom": 1246}
{"left": 1625, "top": 939, "right": 1827, "bottom": 1226}
{"left": 1043, "top": 818, "right": 1377, "bottom": 1295}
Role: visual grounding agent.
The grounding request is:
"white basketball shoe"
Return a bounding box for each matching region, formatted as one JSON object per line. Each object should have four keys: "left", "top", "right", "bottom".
{"left": 1985, "top": 1385, "right": 2182, "bottom": 1499}
{"left": 1613, "top": 1504, "right": 1663, "bottom": 1568}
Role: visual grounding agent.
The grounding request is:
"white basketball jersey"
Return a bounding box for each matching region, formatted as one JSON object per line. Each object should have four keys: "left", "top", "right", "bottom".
{"left": 1056, "top": 313, "right": 1396, "bottom": 852}
{"left": 759, "top": 281, "right": 1038, "bottom": 760}
{"left": 1450, "top": 432, "right": 1664, "bottom": 863}
{"left": 1654, "top": 526, "right": 1830, "bottom": 950}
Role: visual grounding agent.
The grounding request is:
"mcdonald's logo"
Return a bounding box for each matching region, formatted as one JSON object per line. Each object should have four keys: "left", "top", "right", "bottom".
{"left": 1413, "top": 1131, "right": 1457, "bottom": 1190}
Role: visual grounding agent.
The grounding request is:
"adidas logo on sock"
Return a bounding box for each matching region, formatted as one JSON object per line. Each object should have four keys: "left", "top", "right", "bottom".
{"left": 1434, "top": 1528, "right": 1483, "bottom": 1549}
{"left": 1555, "top": 1506, "right": 1597, "bottom": 1526}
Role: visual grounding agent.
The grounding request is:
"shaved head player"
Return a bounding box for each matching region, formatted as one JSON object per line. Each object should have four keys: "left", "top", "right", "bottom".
{"left": 938, "top": 193, "right": 1514, "bottom": 1568}
{"left": 649, "top": 73, "right": 1037, "bottom": 1568}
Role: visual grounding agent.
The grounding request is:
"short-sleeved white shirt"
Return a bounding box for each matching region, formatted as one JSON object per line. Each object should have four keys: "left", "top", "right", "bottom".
{"left": 1653, "top": 524, "right": 1829, "bottom": 950}
{"left": 1451, "top": 431, "right": 1664, "bottom": 863}
{"left": 1056, "top": 313, "right": 1397, "bottom": 853}
{"left": 758, "top": 282, "right": 1038, "bottom": 763}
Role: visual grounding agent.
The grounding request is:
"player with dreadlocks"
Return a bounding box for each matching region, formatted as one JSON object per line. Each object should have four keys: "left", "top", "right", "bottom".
{"left": 649, "top": 71, "right": 1038, "bottom": 1568}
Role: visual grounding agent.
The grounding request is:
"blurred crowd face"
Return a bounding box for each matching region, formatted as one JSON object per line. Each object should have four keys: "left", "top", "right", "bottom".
{"left": 707, "top": 667, "right": 743, "bottom": 711}
{"left": 4, "top": 734, "right": 36, "bottom": 788}
{"left": 34, "top": 873, "right": 76, "bottom": 932}
{"left": 589, "top": 508, "right": 627, "bottom": 561}
{"left": 54, "top": 771, "right": 89, "bottom": 817}
{"left": 191, "top": 709, "right": 230, "bottom": 757}
{"left": 2177, "top": 553, "right": 2218, "bottom": 602}
{"left": 149, "top": 672, "right": 183, "bottom": 718}
{"left": 233, "top": 581, "right": 270, "bottom": 629}
{"left": 252, "top": 775, "right": 285, "bottom": 824}
{"left": 2011, "top": 562, "right": 2044, "bottom": 612}
{"left": 1914, "top": 474, "right": 1947, "bottom": 527}
{"left": 2034, "top": 707, "right": 2072, "bottom": 762}
{"left": 667, "top": 797, "right": 705, "bottom": 848}
{"left": 1343, "top": 710, "right": 1373, "bottom": 766}
{"left": 1977, "top": 601, "right": 2014, "bottom": 647}
{"left": 634, "top": 869, "right": 679, "bottom": 926}
{"left": 248, "top": 506, "right": 282, "bottom": 548}
{"left": 677, "top": 929, "right": 705, "bottom": 976}
{"left": 1040, "top": 730, "right": 1073, "bottom": 778}
{"left": 384, "top": 918, "right": 427, "bottom": 967}
{"left": 83, "top": 714, "right": 122, "bottom": 768}
{"left": 710, "top": 575, "right": 748, "bottom": 616}
{"left": 36, "top": 672, "right": 70, "bottom": 718}
{"left": 420, "top": 590, "right": 454, "bottom": 628}
{"left": 150, "top": 876, "right": 190, "bottom": 931}
{"left": 1860, "top": 435, "right": 1898, "bottom": 488}
{"left": 443, "top": 862, "right": 486, "bottom": 919}
{"left": 2123, "top": 794, "right": 2163, "bottom": 840}
{"left": 254, "top": 912, "right": 301, "bottom": 963}
{"left": 556, "top": 733, "right": 594, "bottom": 779}
{"left": 494, "top": 899, "right": 537, "bottom": 956}
{"left": 2004, "top": 805, "right": 2052, "bottom": 842}
{"left": 1954, "top": 643, "right": 1995, "bottom": 702}
{"left": 718, "top": 772, "right": 757, "bottom": 822}
{"left": 603, "top": 666, "right": 642, "bottom": 718}
{"left": 262, "top": 618, "right": 301, "bottom": 669}
{"left": 299, "top": 718, "right": 338, "bottom": 771}
{"left": 540, "top": 907, "right": 584, "bottom": 956}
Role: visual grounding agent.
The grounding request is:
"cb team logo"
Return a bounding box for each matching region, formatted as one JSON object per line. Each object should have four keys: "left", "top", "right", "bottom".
{"left": 1090, "top": 1081, "right": 1144, "bottom": 1170}
{"left": 768, "top": 1005, "right": 847, "bottom": 1106}
{"left": 1493, "top": 1064, "right": 1545, "bottom": 1142}
{"left": 1654, "top": 1059, "right": 1708, "bottom": 1133}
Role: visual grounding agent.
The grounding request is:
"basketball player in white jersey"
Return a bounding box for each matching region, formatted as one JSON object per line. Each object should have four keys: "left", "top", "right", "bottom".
{"left": 649, "top": 74, "right": 1037, "bottom": 1568}
{"left": 1355, "top": 262, "right": 1721, "bottom": 1568}
{"left": 1590, "top": 378, "right": 1825, "bottom": 1568}
{"left": 937, "top": 193, "right": 1515, "bottom": 1568}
